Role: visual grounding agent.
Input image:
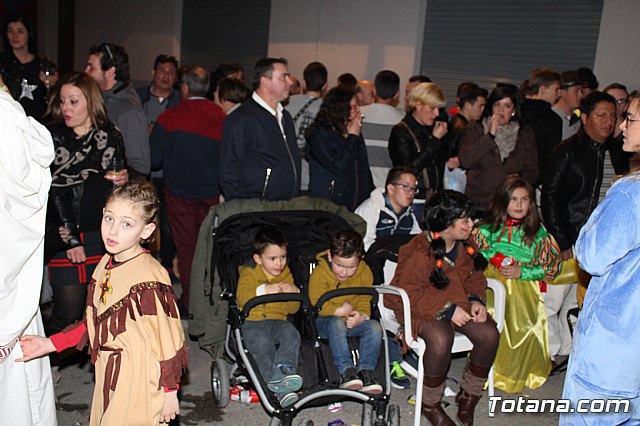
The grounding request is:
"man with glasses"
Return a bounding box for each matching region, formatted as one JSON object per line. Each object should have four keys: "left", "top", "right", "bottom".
{"left": 603, "top": 83, "right": 633, "bottom": 200}
{"left": 85, "top": 43, "right": 149, "bottom": 176}
{"left": 356, "top": 166, "right": 422, "bottom": 251}
{"left": 355, "top": 165, "right": 422, "bottom": 390}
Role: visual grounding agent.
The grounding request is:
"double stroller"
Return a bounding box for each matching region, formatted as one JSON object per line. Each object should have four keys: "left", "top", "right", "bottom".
{"left": 193, "top": 198, "right": 400, "bottom": 426}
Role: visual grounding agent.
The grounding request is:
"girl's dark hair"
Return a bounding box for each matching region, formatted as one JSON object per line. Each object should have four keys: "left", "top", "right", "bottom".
{"left": 424, "top": 190, "right": 487, "bottom": 289}
{"left": 108, "top": 179, "right": 160, "bottom": 243}
{"left": 311, "top": 85, "right": 357, "bottom": 135}
{"left": 253, "top": 226, "right": 288, "bottom": 255}
{"left": 483, "top": 83, "right": 522, "bottom": 123}
{"left": 485, "top": 175, "right": 540, "bottom": 246}
{"left": 4, "top": 13, "right": 37, "bottom": 54}
{"left": 330, "top": 229, "right": 364, "bottom": 258}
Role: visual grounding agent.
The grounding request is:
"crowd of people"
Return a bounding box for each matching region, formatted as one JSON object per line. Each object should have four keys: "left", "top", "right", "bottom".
{"left": 2, "top": 10, "right": 640, "bottom": 426}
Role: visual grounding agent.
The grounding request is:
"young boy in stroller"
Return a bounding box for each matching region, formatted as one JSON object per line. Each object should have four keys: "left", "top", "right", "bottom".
{"left": 309, "top": 229, "right": 384, "bottom": 395}
{"left": 236, "top": 227, "right": 303, "bottom": 407}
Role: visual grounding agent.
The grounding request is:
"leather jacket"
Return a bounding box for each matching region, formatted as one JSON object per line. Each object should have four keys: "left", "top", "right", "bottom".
{"left": 47, "top": 122, "right": 124, "bottom": 251}
{"left": 541, "top": 130, "right": 607, "bottom": 251}
{"left": 388, "top": 112, "right": 445, "bottom": 199}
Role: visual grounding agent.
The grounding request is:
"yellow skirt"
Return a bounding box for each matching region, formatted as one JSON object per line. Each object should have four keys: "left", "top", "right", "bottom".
{"left": 485, "top": 268, "right": 552, "bottom": 393}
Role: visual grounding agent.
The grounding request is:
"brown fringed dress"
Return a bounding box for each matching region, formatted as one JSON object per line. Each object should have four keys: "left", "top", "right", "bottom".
{"left": 51, "top": 252, "right": 188, "bottom": 425}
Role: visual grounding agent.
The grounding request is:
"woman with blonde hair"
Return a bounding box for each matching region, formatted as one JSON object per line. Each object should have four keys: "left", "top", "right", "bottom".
{"left": 389, "top": 82, "right": 449, "bottom": 208}
{"left": 45, "top": 71, "right": 128, "bottom": 334}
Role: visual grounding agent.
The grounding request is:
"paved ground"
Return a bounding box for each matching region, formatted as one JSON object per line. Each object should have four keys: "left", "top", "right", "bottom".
{"left": 53, "top": 315, "right": 567, "bottom": 426}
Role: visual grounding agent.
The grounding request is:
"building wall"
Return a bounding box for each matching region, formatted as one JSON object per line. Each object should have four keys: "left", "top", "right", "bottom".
{"left": 74, "top": 0, "right": 182, "bottom": 85}
{"left": 268, "top": 0, "right": 426, "bottom": 97}
{"left": 63, "top": 0, "right": 637, "bottom": 93}
{"left": 593, "top": 0, "right": 640, "bottom": 90}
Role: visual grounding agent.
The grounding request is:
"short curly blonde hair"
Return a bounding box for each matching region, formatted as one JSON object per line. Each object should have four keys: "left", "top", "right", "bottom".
{"left": 408, "top": 82, "right": 446, "bottom": 111}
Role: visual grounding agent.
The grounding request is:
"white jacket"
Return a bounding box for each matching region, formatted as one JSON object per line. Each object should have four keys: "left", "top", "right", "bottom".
{"left": 355, "top": 187, "right": 422, "bottom": 251}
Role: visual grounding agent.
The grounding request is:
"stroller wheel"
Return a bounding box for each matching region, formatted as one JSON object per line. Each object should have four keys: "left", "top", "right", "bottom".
{"left": 387, "top": 404, "right": 400, "bottom": 426}
{"left": 297, "top": 420, "right": 314, "bottom": 426}
{"left": 211, "top": 358, "right": 230, "bottom": 407}
{"left": 361, "top": 403, "right": 373, "bottom": 426}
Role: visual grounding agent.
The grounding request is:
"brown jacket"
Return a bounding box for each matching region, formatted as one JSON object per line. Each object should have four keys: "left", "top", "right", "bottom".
{"left": 386, "top": 234, "right": 487, "bottom": 334}
{"left": 459, "top": 121, "right": 538, "bottom": 211}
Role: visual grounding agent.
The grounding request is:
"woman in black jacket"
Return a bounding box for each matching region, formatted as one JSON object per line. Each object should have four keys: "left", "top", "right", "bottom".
{"left": 46, "top": 72, "right": 127, "bottom": 333}
{"left": 306, "top": 86, "right": 373, "bottom": 211}
{"left": 388, "top": 83, "right": 448, "bottom": 202}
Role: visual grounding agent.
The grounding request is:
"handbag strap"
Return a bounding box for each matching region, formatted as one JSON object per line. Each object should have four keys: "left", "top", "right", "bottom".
{"left": 292, "top": 96, "right": 319, "bottom": 123}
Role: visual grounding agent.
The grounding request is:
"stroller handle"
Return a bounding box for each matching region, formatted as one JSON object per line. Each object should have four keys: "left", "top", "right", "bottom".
{"left": 241, "top": 292, "right": 313, "bottom": 318}
{"left": 313, "top": 287, "right": 379, "bottom": 315}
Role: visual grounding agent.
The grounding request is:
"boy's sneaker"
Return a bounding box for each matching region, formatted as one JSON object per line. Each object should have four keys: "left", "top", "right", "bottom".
{"left": 389, "top": 361, "right": 411, "bottom": 389}
{"left": 358, "top": 369, "right": 383, "bottom": 395}
{"left": 339, "top": 367, "right": 363, "bottom": 390}
{"left": 267, "top": 364, "right": 303, "bottom": 393}
{"left": 277, "top": 391, "right": 298, "bottom": 407}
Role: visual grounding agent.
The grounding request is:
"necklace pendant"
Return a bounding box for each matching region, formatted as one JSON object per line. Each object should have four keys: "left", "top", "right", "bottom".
{"left": 98, "top": 270, "right": 113, "bottom": 305}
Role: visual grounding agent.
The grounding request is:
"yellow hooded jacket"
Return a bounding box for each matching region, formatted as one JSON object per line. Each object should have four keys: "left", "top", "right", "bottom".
{"left": 236, "top": 264, "right": 300, "bottom": 321}
{"left": 309, "top": 250, "right": 373, "bottom": 318}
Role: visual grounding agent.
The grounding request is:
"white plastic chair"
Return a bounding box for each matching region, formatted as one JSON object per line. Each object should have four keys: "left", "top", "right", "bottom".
{"left": 375, "top": 261, "right": 506, "bottom": 426}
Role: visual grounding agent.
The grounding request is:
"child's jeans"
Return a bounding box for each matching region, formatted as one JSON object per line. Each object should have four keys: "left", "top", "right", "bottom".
{"left": 243, "top": 320, "right": 301, "bottom": 381}
{"left": 315, "top": 315, "right": 382, "bottom": 374}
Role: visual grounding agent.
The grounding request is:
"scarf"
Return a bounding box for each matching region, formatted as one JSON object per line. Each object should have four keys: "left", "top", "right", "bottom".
{"left": 482, "top": 118, "right": 519, "bottom": 162}
{"left": 51, "top": 124, "right": 119, "bottom": 188}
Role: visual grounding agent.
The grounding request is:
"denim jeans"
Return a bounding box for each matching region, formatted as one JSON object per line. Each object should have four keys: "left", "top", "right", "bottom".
{"left": 242, "top": 320, "right": 301, "bottom": 381}
{"left": 316, "top": 315, "right": 382, "bottom": 374}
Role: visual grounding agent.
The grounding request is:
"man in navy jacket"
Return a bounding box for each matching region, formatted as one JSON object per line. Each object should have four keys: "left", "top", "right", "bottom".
{"left": 220, "top": 57, "right": 301, "bottom": 201}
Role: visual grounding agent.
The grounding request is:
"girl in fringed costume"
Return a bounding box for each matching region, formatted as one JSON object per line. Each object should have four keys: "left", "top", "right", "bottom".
{"left": 18, "top": 179, "right": 188, "bottom": 425}
{"left": 473, "top": 175, "right": 561, "bottom": 393}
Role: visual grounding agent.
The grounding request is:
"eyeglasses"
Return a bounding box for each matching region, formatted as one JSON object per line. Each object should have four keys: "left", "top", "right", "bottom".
{"left": 615, "top": 98, "right": 629, "bottom": 106}
{"left": 622, "top": 112, "right": 639, "bottom": 126}
{"left": 392, "top": 183, "right": 419, "bottom": 194}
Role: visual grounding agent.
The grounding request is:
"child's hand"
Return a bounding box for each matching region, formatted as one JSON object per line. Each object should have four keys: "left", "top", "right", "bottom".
{"left": 160, "top": 390, "right": 179, "bottom": 424}
{"left": 264, "top": 283, "right": 282, "bottom": 294}
{"left": 470, "top": 302, "right": 487, "bottom": 323}
{"left": 346, "top": 311, "right": 366, "bottom": 328}
{"left": 334, "top": 301, "right": 353, "bottom": 317}
{"left": 500, "top": 264, "right": 521, "bottom": 279}
{"left": 279, "top": 283, "right": 299, "bottom": 293}
{"left": 16, "top": 335, "right": 56, "bottom": 362}
{"left": 451, "top": 306, "right": 471, "bottom": 327}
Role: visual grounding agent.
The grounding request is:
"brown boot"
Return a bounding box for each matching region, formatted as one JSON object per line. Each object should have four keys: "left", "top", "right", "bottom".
{"left": 422, "top": 376, "right": 455, "bottom": 426}
{"left": 456, "top": 362, "right": 491, "bottom": 426}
